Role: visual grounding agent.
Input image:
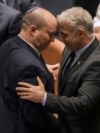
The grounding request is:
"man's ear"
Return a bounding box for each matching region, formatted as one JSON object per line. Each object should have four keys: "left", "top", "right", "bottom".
{"left": 29, "top": 25, "right": 37, "bottom": 36}
{"left": 78, "top": 28, "right": 85, "bottom": 39}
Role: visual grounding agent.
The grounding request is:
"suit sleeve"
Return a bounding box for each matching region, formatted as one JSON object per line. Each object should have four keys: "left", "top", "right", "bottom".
{"left": 45, "top": 61, "right": 100, "bottom": 115}
{"left": 17, "top": 65, "right": 59, "bottom": 132}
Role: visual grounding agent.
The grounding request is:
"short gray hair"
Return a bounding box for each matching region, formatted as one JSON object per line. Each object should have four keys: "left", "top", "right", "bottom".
{"left": 57, "top": 7, "right": 93, "bottom": 34}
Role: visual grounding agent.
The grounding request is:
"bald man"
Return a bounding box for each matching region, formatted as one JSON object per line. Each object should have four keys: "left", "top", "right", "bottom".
{"left": 0, "top": 7, "right": 59, "bottom": 133}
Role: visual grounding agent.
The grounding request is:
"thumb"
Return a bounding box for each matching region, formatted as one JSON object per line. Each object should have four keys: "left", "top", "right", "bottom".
{"left": 36, "top": 76, "right": 44, "bottom": 87}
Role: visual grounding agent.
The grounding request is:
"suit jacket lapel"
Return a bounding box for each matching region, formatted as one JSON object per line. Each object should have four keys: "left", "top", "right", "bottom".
{"left": 59, "top": 38, "right": 99, "bottom": 93}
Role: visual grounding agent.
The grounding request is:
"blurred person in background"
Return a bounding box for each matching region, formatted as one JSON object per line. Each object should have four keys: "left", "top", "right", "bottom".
{"left": 0, "top": 2, "right": 23, "bottom": 45}
{"left": 0, "top": 0, "right": 40, "bottom": 14}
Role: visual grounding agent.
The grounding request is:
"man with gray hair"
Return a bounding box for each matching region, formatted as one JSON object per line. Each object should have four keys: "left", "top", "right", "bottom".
{"left": 16, "top": 7, "right": 100, "bottom": 133}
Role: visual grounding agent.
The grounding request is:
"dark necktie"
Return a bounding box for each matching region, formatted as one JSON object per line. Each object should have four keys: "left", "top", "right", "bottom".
{"left": 61, "top": 52, "right": 75, "bottom": 80}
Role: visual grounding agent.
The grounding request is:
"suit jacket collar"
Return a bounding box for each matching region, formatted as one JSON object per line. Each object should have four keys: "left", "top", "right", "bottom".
{"left": 14, "top": 35, "right": 45, "bottom": 64}
{"left": 14, "top": 35, "right": 50, "bottom": 75}
{"left": 59, "top": 38, "right": 99, "bottom": 93}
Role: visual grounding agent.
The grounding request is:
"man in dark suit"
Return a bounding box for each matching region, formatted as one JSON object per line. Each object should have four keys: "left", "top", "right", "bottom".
{"left": 0, "top": 2, "right": 22, "bottom": 45}
{"left": 16, "top": 7, "right": 100, "bottom": 133}
{"left": 0, "top": 7, "right": 59, "bottom": 133}
{"left": 0, "top": 0, "right": 40, "bottom": 14}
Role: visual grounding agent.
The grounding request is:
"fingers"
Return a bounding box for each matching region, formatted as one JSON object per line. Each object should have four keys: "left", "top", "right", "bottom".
{"left": 16, "top": 76, "right": 44, "bottom": 93}
{"left": 17, "top": 76, "right": 44, "bottom": 87}
{"left": 36, "top": 76, "right": 44, "bottom": 87}
{"left": 18, "top": 82, "right": 33, "bottom": 88}
{"left": 17, "top": 91, "right": 29, "bottom": 96}
{"left": 16, "top": 86, "right": 29, "bottom": 92}
{"left": 16, "top": 77, "right": 45, "bottom": 103}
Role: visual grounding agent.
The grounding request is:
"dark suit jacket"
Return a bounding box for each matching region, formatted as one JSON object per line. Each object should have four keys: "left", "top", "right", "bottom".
{"left": 74, "top": 0, "right": 100, "bottom": 18}
{"left": 0, "top": 36, "right": 59, "bottom": 133}
{"left": 45, "top": 38, "right": 100, "bottom": 133}
{"left": 0, "top": 3, "right": 22, "bottom": 45}
{"left": 0, "top": 0, "right": 40, "bottom": 14}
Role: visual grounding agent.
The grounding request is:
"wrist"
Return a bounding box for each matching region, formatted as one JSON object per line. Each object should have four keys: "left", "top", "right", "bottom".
{"left": 42, "top": 92, "right": 47, "bottom": 106}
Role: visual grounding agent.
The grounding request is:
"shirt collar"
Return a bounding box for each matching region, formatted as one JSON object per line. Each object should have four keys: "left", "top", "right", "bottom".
{"left": 75, "top": 36, "right": 95, "bottom": 58}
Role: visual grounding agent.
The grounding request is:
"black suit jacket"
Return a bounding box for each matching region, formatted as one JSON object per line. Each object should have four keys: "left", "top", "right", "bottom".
{"left": 0, "top": 36, "right": 59, "bottom": 133}
{"left": 45, "top": 38, "right": 100, "bottom": 133}
{"left": 0, "top": 3, "right": 22, "bottom": 45}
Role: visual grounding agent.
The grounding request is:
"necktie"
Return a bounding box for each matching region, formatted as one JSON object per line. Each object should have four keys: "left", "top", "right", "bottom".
{"left": 61, "top": 52, "right": 75, "bottom": 79}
